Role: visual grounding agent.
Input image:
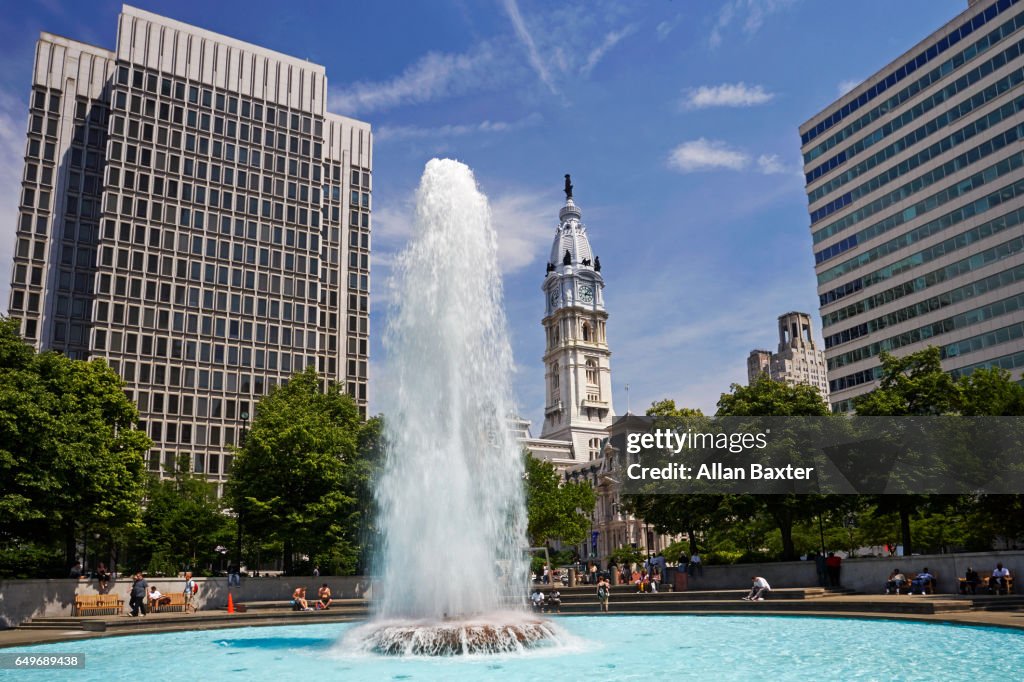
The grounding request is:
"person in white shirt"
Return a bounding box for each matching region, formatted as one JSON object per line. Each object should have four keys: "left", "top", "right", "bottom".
{"left": 743, "top": 576, "right": 771, "bottom": 601}
{"left": 531, "top": 590, "right": 545, "bottom": 612}
{"left": 991, "top": 563, "right": 1012, "bottom": 594}
{"left": 148, "top": 586, "right": 171, "bottom": 612}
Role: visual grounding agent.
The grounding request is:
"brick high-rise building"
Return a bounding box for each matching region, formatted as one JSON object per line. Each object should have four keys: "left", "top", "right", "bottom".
{"left": 6, "top": 5, "right": 372, "bottom": 484}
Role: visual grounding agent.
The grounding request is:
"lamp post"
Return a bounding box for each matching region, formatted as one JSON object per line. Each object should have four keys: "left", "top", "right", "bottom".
{"left": 235, "top": 411, "right": 249, "bottom": 576}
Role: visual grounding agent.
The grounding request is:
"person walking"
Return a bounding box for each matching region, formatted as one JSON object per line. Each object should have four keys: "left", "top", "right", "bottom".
{"left": 96, "top": 562, "right": 111, "bottom": 593}
{"left": 128, "top": 573, "right": 148, "bottom": 617}
{"left": 813, "top": 552, "right": 828, "bottom": 587}
{"left": 228, "top": 563, "right": 241, "bottom": 587}
{"left": 825, "top": 552, "right": 842, "bottom": 587}
{"left": 183, "top": 571, "right": 198, "bottom": 614}
{"left": 597, "top": 575, "right": 611, "bottom": 613}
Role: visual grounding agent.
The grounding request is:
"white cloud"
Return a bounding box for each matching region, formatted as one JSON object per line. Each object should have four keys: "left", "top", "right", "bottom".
{"left": 709, "top": 0, "right": 797, "bottom": 48}
{"left": 681, "top": 82, "right": 775, "bottom": 109}
{"left": 656, "top": 18, "right": 680, "bottom": 41}
{"left": 667, "top": 140, "right": 799, "bottom": 177}
{"left": 501, "top": 0, "right": 558, "bottom": 94}
{"left": 0, "top": 88, "right": 26, "bottom": 306}
{"left": 580, "top": 25, "right": 636, "bottom": 77}
{"left": 756, "top": 154, "right": 787, "bottom": 175}
{"left": 668, "top": 138, "right": 750, "bottom": 173}
{"left": 328, "top": 45, "right": 497, "bottom": 115}
{"left": 376, "top": 113, "right": 542, "bottom": 143}
{"left": 837, "top": 79, "right": 862, "bottom": 97}
{"left": 488, "top": 190, "right": 557, "bottom": 274}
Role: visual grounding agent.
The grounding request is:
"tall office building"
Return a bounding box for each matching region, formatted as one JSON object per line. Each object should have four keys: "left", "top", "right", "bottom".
{"left": 6, "top": 6, "right": 372, "bottom": 482}
{"left": 801, "top": 0, "right": 1024, "bottom": 411}
{"left": 747, "top": 311, "right": 831, "bottom": 400}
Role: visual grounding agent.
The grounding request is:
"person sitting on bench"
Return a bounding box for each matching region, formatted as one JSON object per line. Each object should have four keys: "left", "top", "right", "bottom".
{"left": 911, "top": 568, "right": 935, "bottom": 594}
{"left": 148, "top": 586, "right": 172, "bottom": 611}
{"left": 885, "top": 568, "right": 906, "bottom": 594}
{"left": 991, "top": 563, "right": 1011, "bottom": 595}
{"left": 961, "top": 567, "right": 981, "bottom": 594}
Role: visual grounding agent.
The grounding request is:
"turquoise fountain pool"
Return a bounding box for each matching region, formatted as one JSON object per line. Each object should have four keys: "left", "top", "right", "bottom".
{"left": 3, "top": 615, "right": 1022, "bottom": 681}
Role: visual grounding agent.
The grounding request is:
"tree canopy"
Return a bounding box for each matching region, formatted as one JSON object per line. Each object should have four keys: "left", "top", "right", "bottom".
{"left": 524, "top": 452, "right": 596, "bottom": 547}
{"left": 0, "top": 318, "right": 151, "bottom": 577}
{"left": 227, "top": 367, "right": 375, "bottom": 574}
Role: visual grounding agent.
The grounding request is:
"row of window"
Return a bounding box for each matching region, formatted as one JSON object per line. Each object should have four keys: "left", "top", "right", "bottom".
{"left": 818, "top": 176, "right": 1024, "bottom": 286}
{"left": 820, "top": 205, "right": 1024, "bottom": 306}
{"left": 812, "top": 122, "right": 1024, "bottom": 243}
{"left": 830, "top": 320, "right": 1024, "bottom": 392}
{"left": 807, "top": 33, "right": 1024, "bottom": 181}
{"left": 802, "top": 0, "right": 1017, "bottom": 144}
{"left": 111, "top": 161, "right": 327, "bottom": 213}
{"left": 808, "top": 6, "right": 1024, "bottom": 161}
{"left": 822, "top": 233, "right": 1024, "bottom": 328}
{"left": 824, "top": 263, "right": 1024, "bottom": 349}
{"left": 828, "top": 292, "right": 1024, "bottom": 370}
{"left": 815, "top": 149, "right": 1024, "bottom": 264}
{"left": 807, "top": 93, "right": 1024, "bottom": 205}
{"left": 118, "top": 65, "right": 322, "bottom": 136}
{"left": 108, "top": 354, "right": 333, "bottom": 391}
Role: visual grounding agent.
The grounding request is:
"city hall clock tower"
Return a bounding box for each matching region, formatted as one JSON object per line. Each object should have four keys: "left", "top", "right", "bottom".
{"left": 539, "top": 175, "right": 615, "bottom": 461}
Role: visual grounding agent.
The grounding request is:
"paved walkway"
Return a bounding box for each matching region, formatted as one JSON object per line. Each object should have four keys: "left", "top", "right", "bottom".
{"left": 2, "top": 593, "right": 1021, "bottom": 649}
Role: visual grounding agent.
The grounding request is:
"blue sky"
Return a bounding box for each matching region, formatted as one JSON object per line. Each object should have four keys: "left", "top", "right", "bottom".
{"left": 0, "top": 0, "right": 970, "bottom": 426}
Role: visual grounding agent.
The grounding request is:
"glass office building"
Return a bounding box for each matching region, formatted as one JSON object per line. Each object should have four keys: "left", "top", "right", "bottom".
{"left": 801, "top": 0, "right": 1024, "bottom": 411}
{"left": 6, "top": 6, "right": 372, "bottom": 483}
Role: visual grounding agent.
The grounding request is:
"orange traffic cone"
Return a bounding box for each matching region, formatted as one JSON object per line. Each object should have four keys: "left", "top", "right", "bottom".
{"left": 227, "top": 592, "right": 235, "bottom": 614}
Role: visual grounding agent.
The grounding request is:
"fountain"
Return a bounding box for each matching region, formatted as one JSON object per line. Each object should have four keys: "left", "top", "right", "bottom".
{"left": 344, "top": 159, "right": 560, "bottom": 655}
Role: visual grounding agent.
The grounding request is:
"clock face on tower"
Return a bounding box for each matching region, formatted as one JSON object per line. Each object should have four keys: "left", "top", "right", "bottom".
{"left": 578, "top": 285, "right": 594, "bottom": 303}
{"left": 549, "top": 289, "right": 560, "bottom": 308}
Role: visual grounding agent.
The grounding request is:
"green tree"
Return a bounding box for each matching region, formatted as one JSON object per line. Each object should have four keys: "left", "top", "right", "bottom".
{"left": 956, "top": 366, "right": 1024, "bottom": 416}
{"left": 853, "top": 348, "right": 1024, "bottom": 553}
{"left": 854, "top": 348, "right": 959, "bottom": 416}
{"left": 227, "top": 367, "right": 372, "bottom": 574}
{"left": 624, "top": 400, "right": 719, "bottom": 557}
{"left": 716, "top": 375, "right": 831, "bottom": 561}
{"left": 130, "top": 460, "right": 234, "bottom": 575}
{"left": 524, "top": 452, "right": 596, "bottom": 546}
{"left": 0, "top": 319, "right": 150, "bottom": 576}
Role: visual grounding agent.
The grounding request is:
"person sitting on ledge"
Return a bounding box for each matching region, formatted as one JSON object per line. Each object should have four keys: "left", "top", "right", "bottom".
{"left": 292, "top": 586, "right": 312, "bottom": 611}
{"left": 530, "top": 589, "right": 545, "bottom": 612}
{"left": 911, "top": 568, "right": 935, "bottom": 594}
{"left": 961, "top": 567, "right": 981, "bottom": 595}
{"left": 885, "top": 568, "right": 906, "bottom": 594}
{"left": 743, "top": 576, "right": 771, "bottom": 601}
{"left": 546, "top": 589, "right": 562, "bottom": 614}
{"left": 317, "top": 584, "right": 332, "bottom": 610}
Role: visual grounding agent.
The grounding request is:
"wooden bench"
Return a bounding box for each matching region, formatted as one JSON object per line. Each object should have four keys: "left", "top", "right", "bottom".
{"left": 73, "top": 594, "right": 124, "bottom": 616}
{"left": 148, "top": 593, "right": 186, "bottom": 613}
{"left": 958, "top": 573, "right": 1014, "bottom": 595}
{"left": 889, "top": 573, "right": 937, "bottom": 594}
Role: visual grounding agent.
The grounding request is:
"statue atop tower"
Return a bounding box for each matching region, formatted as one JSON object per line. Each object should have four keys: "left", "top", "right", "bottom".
{"left": 564, "top": 174, "right": 573, "bottom": 200}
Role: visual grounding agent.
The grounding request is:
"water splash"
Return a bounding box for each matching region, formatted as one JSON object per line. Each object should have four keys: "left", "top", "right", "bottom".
{"left": 344, "top": 159, "right": 553, "bottom": 655}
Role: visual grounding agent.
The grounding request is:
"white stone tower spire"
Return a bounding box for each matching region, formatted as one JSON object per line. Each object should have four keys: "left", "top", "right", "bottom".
{"left": 539, "top": 175, "right": 615, "bottom": 461}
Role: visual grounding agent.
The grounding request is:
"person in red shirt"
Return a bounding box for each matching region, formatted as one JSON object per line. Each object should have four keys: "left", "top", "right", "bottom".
{"left": 825, "top": 552, "right": 842, "bottom": 587}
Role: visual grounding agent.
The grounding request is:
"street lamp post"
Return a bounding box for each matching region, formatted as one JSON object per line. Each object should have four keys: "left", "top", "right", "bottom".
{"left": 236, "top": 411, "right": 249, "bottom": 575}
